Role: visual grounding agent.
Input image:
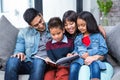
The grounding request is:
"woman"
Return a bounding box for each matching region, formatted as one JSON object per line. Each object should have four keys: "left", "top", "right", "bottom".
{"left": 62, "top": 10, "right": 113, "bottom": 80}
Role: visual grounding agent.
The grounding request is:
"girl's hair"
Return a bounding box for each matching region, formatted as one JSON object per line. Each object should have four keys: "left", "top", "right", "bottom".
{"left": 48, "top": 17, "right": 63, "bottom": 31}
{"left": 62, "top": 10, "right": 79, "bottom": 38}
{"left": 77, "top": 11, "right": 100, "bottom": 33}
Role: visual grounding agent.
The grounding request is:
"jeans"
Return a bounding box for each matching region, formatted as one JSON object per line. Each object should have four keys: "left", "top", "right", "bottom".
{"left": 69, "top": 63, "right": 81, "bottom": 80}
{"left": 89, "top": 61, "right": 100, "bottom": 79}
{"left": 5, "top": 57, "right": 46, "bottom": 80}
{"left": 69, "top": 61, "right": 100, "bottom": 80}
{"left": 78, "top": 62, "right": 113, "bottom": 80}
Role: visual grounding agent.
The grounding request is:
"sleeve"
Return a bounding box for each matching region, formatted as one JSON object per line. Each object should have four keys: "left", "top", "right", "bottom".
{"left": 46, "top": 41, "right": 55, "bottom": 61}
{"left": 14, "top": 29, "right": 25, "bottom": 54}
{"left": 88, "top": 34, "right": 108, "bottom": 56}
{"left": 72, "top": 35, "right": 87, "bottom": 56}
{"left": 97, "top": 34, "right": 108, "bottom": 55}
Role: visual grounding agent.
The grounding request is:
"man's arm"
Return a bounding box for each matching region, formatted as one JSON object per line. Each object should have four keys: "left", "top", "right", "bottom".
{"left": 12, "top": 29, "right": 26, "bottom": 61}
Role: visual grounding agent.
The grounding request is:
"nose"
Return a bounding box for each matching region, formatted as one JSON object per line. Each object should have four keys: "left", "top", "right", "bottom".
{"left": 55, "top": 35, "right": 59, "bottom": 38}
{"left": 38, "top": 20, "right": 44, "bottom": 26}
{"left": 67, "top": 24, "right": 71, "bottom": 28}
{"left": 78, "top": 26, "right": 82, "bottom": 30}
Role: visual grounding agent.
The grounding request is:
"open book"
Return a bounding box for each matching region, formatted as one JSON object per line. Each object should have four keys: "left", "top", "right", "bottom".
{"left": 34, "top": 55, "right": 79, "bottom": 65}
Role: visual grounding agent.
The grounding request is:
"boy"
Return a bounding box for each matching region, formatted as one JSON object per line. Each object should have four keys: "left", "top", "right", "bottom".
{"left": 44, "top": 17, "right": 74, "bottom": 80}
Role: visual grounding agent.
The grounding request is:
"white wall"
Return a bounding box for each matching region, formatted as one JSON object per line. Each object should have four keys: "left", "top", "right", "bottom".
{"left": 43, "top": 0, "right": 76, "bottom": 22}
{"left": 83, "top": 0, "right": 100, "bottom": 24}
{"left": 0, "top": 0, "right": 34, "bottom": 28}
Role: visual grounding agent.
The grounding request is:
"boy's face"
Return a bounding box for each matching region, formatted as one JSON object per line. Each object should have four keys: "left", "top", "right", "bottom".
{"left": 50, "top": 27, "right": 65, "bottom": 42}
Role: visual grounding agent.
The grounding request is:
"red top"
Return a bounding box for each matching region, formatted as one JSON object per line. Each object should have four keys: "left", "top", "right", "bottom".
{"left": 82, "top": 36, "right": 90, "bottom": 47}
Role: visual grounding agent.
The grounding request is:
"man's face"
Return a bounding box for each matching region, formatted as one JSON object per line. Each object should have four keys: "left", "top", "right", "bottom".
{"left": 30, "top": 14, "right": 46, "bottom": 32}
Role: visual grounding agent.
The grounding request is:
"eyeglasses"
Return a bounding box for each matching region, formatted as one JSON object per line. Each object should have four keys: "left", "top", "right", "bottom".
{"left": 33, "top": 14, "right": 43, "bottom": 28}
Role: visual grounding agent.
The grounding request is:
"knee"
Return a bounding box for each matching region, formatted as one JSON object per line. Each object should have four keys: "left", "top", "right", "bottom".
{"left": 91, "top": 61, "right": 99, "bottom": 69}
{"left": 90, "top": 62, "right": 100, "bottom": 78}
{"left": 80, "top": 65, "right": 90, "bottom": 72}
{"left": 70, "top": 63, "right": 80, "bottom": 72}
{"left": 33, "top": 58, "right": 46, "bottom": 68}
{"left": 6, "top": 57, "right": 20, "bottom": 71}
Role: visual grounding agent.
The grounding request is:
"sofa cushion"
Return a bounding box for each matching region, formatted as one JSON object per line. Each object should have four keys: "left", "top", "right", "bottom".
{"left": 106, "top": 23, "right": 120, "bottom": 63}
{"left": 0, "top": 15, "right": 19, "bottom": 70}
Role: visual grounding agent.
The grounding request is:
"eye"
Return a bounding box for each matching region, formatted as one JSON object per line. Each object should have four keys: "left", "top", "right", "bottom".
{"left": 57, "top": 32, "right": 61, "bottom": 35}
{"left": 70, "top": 22, "right": 74, "bottom": 25}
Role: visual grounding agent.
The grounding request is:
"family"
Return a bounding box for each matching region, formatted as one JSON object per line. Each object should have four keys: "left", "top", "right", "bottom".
{"left": 4, "top": 8, "right": 113, "bottom": 80}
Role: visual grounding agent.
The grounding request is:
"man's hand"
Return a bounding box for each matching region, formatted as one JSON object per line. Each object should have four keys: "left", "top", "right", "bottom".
{"left": 11, "top": 53, "right": 26, "bottom": 61}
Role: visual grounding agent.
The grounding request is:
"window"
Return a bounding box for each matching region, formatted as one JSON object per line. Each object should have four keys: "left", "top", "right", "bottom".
{"left": 0, "top": 0, "right": 34, "bottom": 28}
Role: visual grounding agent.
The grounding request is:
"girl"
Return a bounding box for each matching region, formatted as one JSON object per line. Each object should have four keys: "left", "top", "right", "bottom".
{"left": 69, "top": 11, "right": 111, "bottom": 80}
{"left": 62, "top": 10, "right": 113, "bottom": 80}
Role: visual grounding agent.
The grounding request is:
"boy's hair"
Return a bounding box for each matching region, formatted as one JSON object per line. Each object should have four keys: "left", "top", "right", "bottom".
{"left": 77, "top": 11, "right": 100, "bottom": 33}
{"left": 23, "top": 8, "right": 40, "bottom": 25}
{"left": 48, "top": 17, "right": 63, "bottom": 31}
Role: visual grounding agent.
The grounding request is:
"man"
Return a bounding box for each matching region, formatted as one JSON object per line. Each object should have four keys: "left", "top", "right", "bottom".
{"left": 5, "top": 8, "right": 51, "bottom": 80}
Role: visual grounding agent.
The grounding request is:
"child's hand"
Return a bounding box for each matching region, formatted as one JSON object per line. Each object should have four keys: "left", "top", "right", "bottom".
{"left": 84, "top": 56, "right": 95, "bottom": 65}
{"left": 45, "top": 57, "right": 51, "bottom": 63}
{"left": 45, "top": 57, "right": 56, "bottom": 67}
{"left": 81, "top": 52, "right": 89, "bottom": 59}
{"left": 67, "top": 53, "right": 73, "bottom": 57}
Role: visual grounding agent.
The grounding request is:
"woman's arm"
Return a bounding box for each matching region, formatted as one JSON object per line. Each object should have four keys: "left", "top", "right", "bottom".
{"left": 98, "top": 25, "right": 106, "bottom": 38}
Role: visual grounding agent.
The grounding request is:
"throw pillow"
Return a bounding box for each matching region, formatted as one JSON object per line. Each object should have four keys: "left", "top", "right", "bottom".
{"left": 106, "top": 23, "right": 120, "bottom": 63}
{"left": 0, "top": 15, "right": 19, "bottom": 70}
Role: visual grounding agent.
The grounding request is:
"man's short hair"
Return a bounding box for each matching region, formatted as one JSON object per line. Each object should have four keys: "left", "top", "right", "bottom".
{"left": 23, "top": 8, "right": 39, "bottom": 25}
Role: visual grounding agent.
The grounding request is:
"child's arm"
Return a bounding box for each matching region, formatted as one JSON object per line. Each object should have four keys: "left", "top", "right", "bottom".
{"left": 97, "top": 34, "right": 108, "bottom": 55}
{"left": 73, "top": 35, "right": 88, "bottom": 56}
{"left": 46, "top": 41, "right": 56, "bottom": 61}
{"left": 84, "top": 55, "right": 104, "bottom": 65}
{"left": 87, "top": 34, "right": 108, "bottom": 56}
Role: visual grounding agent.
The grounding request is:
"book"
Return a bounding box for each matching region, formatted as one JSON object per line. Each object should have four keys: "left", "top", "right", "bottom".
{"left": 34, "top": 54, "right": 79, "bottom": 65}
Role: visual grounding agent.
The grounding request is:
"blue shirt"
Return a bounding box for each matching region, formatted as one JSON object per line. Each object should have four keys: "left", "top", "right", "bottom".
{"left": 72, "top": 33, "right": 108, "bottom": 69}
{"left": 14, "top": 24, "right": 51, "bottom": 62}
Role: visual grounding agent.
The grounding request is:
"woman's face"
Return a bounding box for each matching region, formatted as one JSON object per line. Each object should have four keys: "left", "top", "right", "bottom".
{"left": 64, "top": 20, "right": 77, "bottom": 35}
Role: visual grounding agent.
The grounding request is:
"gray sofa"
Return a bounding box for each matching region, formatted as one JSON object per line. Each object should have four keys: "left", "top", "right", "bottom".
{"left": 0, "top": 15, "right": 120, "bottom": 80}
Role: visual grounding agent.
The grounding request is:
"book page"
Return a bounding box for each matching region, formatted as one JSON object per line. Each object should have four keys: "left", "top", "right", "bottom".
{"left": 34, "top": 55, "right": 56, "bottom": 64}
{"left": 34, "top": 54, "right": 79, "bottom": 65}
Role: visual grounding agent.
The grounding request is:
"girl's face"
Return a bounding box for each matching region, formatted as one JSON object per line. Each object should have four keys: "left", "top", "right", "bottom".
{"left": 77, "top": 18, "right": 87, "bottom": 34}
{"left": 50, "top": 27, "right": 65, "bottom": 42}
{"left": 64, "top": 20, "right": 76, "bottom": 35}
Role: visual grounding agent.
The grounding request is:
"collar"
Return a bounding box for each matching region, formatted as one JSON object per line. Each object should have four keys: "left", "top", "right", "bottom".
{"left": 52, "top": 35, "right": 68, "bottom": 44}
